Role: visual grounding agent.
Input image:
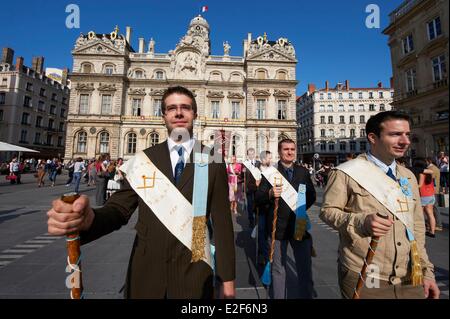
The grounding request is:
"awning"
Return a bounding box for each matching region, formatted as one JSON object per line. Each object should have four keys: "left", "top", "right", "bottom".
{"left": 0, "top": 141, "right": 40, "bottom": 153}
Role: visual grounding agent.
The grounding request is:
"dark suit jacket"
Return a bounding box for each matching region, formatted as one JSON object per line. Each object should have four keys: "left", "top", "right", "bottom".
{"left": 80, "top": 140, "right": 236, "bottom": 298}
{"left": 244, "top": 160, "right": 261, "bottom": 193}
{"left": 255, "top": 161, "right": 316, "bottom": 240}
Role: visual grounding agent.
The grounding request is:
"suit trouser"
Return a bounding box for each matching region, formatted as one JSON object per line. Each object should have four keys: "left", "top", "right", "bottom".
{"left": 246, "top": 192, "right": 255, "bottom": 224}
{"left": 338, "top": 264, "right": 425, "bottom": 299}
{"left": 270, "top": 237, "right": 313, "bottom": 299}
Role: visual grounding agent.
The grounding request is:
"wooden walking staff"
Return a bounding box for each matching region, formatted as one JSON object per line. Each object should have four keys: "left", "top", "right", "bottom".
{"left": 261, "top": 175, "right": 282, "bottom": 286}
{"left": 352, "top": 213, "right": 388, "bottom": 299}
{"left": 61, "top": 192, "right": 83, "bottom": 299}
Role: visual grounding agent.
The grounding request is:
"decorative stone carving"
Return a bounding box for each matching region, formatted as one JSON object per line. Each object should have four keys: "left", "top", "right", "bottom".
{"left": 207, "top": 91, "right": 225, "bottom": 98}
{"left": 247, "top": 35, "right": 296, "bottom": 61}
{"left": 223, "top": 41, "right": 231, "bottom": 55}
{"left": 74, "top": 29, "right": 127, "bottom": 53}
{"left": 252, "top": 89, "right": 271, "bottom": 97}
{"left": 227, "top": 92, "right": 245, "bottom": 99}
{"left": 149, "top": 89, "right": 165, "bottom": 96}
{"left": 98, "top": 83, "right": 117, "bottom": 92}
{"left": 75, "top": 83, "right": 95, "bottom": 91}
{"left": 140, "top": 128, "right": 147, "bottom": 136}
{"left": 148, "top": 38, "right": 155, "bottom": 54}
{"left": 128, "top": 88, "right": 146, "bottom": 95}
{"left": 273, "top": 89, "right": 292, "bottom": 98}
{"left": 89, "top": 127, "right": 97, "bottom": 134}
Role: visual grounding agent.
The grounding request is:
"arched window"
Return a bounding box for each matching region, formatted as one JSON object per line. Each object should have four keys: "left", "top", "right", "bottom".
{"left": 149, "top": 132, "right": 159, "bottom": 147}
{"left": 230, "top": 72, "right": 242, "bottom": 82}
{"left": 103, "top": 64, "right": 115, "bottom": 75}
{"left": 127, "top": 133, "right": 137, "bottom": 154}
{"left": 81, "top": 63, "right": 93, "bottom": 74}
{"left": 99, "top": 132, "right": 110, "bottom": 154}
{"left": 277, "top": 70, "right": 288, "bottom": 80}
{"left": 76, "top": 131, "right": 87, "bottom": 153}
{"left": 155, "top": 70, "right": 164, "bottom": 80}
{"left": 134, "top": 70, "right": 144, "bottom": 79}
{"left": 256, "top": 69, "right": 267, "bottom": 80}
{"left": 210, "top": 72, "right": 222, "bottom": 81}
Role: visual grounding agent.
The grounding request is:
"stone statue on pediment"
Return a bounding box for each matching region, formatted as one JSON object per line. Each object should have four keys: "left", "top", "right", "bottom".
{"left": 223, "top": 41, "right": 231, "bottom": 55}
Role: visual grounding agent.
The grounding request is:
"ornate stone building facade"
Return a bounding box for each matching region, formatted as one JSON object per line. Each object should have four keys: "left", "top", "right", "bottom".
{"left": 65, "top": 15, "right": 298, "bottom": 162}
{"left": 383, "top": 0, "right": 448, "bottom": 158}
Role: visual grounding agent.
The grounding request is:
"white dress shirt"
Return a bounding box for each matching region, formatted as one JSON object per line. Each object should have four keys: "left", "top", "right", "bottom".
{"left": 167, "top": 137, "right": 195, "bottom": 176}
{"left": 367, "top": 151, "right": 397, "bottom": 178}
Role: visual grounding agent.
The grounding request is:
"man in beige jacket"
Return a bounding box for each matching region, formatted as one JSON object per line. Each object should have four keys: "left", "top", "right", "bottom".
{"left": 320, "top": 111, "right": 440, "bottom": 299}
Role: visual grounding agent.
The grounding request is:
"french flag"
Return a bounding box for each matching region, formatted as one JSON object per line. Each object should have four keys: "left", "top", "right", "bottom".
{"left": 201, "top": 5, "right": 208, "bottom": 13}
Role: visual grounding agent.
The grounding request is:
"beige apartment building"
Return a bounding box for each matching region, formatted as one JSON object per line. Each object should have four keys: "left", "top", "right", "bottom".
{"left": 296, "top": 80, "right": 393, "bottom": 164}
{"left": 383, "top": 0, "right": 448, "bottom": 158}
{"left": 0, "top": 48, "right": 70, "bottom": 161}
{"left": 65, "top": 15, "right": 298, "bottom": 162}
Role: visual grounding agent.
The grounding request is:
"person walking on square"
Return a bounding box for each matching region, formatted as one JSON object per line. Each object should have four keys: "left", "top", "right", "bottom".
{"left": 227, "top": 155, "right": 243, "bottom": 215}
{"left": 47, "top": 86, "right": 236, "bottom": 299}
{"left": 256, "top": 139, "right": 316, "bottom": 299}
{"left": 320, "top": 111, "right": 439, "bottom": 299}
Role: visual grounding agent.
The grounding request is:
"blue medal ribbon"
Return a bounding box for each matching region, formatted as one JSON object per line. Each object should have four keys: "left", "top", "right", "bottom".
{"left": 192, "top": 153, "right": 215, "bottom": 273}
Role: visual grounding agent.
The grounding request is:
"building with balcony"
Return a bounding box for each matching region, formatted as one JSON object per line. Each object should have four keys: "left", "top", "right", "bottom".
{"left": 383, "top": 0, "right": 448, "bottom": 157}
{"left": 296, "top": 80, "right": 393, "bottom": 165}
{"left": 65, "top": 15, "right": 298, "bottom": 162}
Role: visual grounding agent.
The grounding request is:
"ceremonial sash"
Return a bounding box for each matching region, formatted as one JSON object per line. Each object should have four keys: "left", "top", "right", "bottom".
{"left": 243, "top": 160, "right": 262, "bottom": 181}
{"left": 119, "top": 151, "right": 213, "bottom": 270}
{"left": 261, "top": 166, "right": 311, "bottom": 240}
{"left": 336, "top": 159, "right": 414, "bottom": 233}
{"left": 336, "top": 158, "right": 423, "bottom": 285}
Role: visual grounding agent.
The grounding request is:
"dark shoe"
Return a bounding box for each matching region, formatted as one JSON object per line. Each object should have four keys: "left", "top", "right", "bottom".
{"left": 426, "top": 232, "right": 436, "bottom": 238}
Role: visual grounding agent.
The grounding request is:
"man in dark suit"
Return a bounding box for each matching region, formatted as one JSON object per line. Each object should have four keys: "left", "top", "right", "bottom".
{"left": 256, "top": 139, "right": 316, "bottom": 299}
{"left": 244, "top": 148, "right": 260, "bottom": 228}
{"left": 47, "top": 86, "right": 236, "bottom": 299}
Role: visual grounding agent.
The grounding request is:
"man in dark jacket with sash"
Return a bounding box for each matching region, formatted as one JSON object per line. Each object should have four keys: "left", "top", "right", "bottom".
{"left": 47, "top": 86, "right": 236, "bottom": 299}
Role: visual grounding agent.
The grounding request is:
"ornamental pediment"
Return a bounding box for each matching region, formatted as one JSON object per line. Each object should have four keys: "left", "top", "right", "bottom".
{"left": 73, "top": 41, "right": 124, "bottom": 55}
{"left": 247, "top": 49, "right": 295, "bottom": 62}
{"left": 98, "top": 83, "right": 117, "bottom": 91}
{"left": 149, "top": 89, "right": 165, "bottom": 96}
{"left": 227, "top": 92, "right": 245, "bottom": 99}
{"left": 273, "top": 90, "right": 292, "bottom": 98}
{"left": 128, "top": 88, "right": 146, "bottom": 95}
{"left": 75, "top": 83, "right": 95, "bottom": 91}
{"left": 252, "top": 89, "right": 271, "bottom": 97}
{"left": 207, "top": 91, "right": 225, "bottom": 98}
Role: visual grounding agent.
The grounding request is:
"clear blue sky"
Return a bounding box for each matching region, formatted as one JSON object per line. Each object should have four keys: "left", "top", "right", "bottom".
{"left": 0, "top": 0, "right": 403, "bottom": 95}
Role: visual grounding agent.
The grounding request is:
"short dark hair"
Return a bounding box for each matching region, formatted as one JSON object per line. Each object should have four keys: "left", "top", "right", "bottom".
{"left": 161, "top": 86, "right": 197, "bottom": 114}
{"left": 278, "top": 138, "right": 296, "bottom": 152}
{"left": 365, "top": 111, "right": 411, "bottom": 139}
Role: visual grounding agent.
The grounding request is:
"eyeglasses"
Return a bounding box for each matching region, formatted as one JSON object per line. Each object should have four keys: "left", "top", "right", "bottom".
{"left": 165, "top": 104, "right": 193, "bottom": 113}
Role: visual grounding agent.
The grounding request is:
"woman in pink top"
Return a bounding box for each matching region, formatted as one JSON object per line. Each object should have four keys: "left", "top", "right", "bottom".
{"left": 226, "top": 155, "right": 243, "bottom": 215}
{"left": 414, "top": 158, "right": 436, "bottom": 237}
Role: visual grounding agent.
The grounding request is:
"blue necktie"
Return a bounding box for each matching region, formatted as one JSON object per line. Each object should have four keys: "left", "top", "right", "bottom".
{"left": 287, "top": 168, "right": 294, "bottom": 182}
{"left": 386, "top": 167, "right": 396, "bottom": 181}
{"left": 174, "top": 146, "right": 184, "bottom": 184}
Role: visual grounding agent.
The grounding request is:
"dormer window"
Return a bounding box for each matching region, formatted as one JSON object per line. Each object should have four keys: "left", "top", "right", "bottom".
{"left": 82, "top": 63, "right": 93, "bottom": 73}
{"left": 135, "top": 70, "right": 144, "bottom": 79}
{"left": 155, "top": 71, "right": 164, "bottom": 80}
{"left": 104, "top": 65, "right": 114, "bottom": 75}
